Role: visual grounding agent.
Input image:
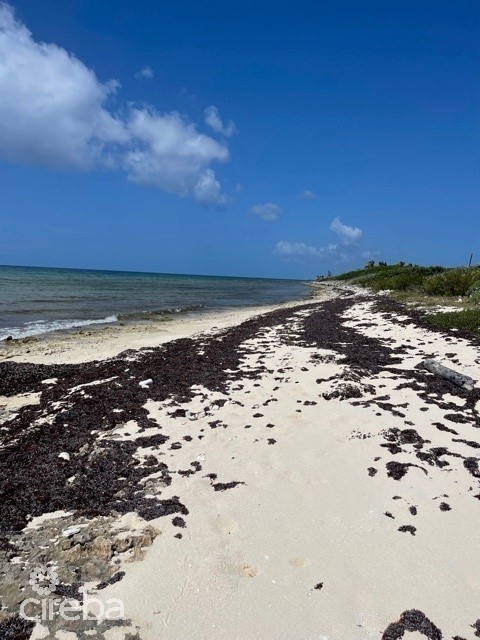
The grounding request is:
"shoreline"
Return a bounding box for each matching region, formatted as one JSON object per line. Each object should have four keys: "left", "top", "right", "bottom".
{"left": 0, "top": 283, "right": 329, "bottom": 365}
{"left": 1, "top": 285, "right": 479, "bottom": 639}
{"left": 0, "top": 264, "right": 312, "bottom": 347}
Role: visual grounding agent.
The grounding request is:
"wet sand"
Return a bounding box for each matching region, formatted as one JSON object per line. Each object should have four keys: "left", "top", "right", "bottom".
{"left": 1, "top": 285, "right": 480, "bottom": 639}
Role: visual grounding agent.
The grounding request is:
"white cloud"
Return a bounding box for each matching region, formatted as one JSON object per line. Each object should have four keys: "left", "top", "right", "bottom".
{"left": 274, "top": 217, "right": 367, "bottom": 264}
{"left": 0, "top": 4, "right": 228, "bottom": 204}
{"left": 204, "top": 105, "right": 236, "bottom": 137}
{"left": 249, "top": 202, "right": 281, "bottom": 221}
{"left": 300, "top": 189, "right": 315, "bottom": 200}
{"left": 122, "top": 108, "right": 228, "bottom": 202}
{"left": 193, "top": 169, "right": 227, "bottom": 205}
{"left": 273, "top": 241, "right": 325, "bottom": 259}
{"left": 0, "top": 3, "right": 127, "bottom": 169}
{"left": 273, "top": 241, "right": 343, "bottom": 262}
{"left": 330, "top": 217, "right": 362, "bottom": 244}
{"left": 136, "top": 65, "right": 154, "bottom": 79}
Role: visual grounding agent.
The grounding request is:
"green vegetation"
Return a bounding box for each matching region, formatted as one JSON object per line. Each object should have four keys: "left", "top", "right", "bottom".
{"left": 328, "top": 262, "right": 480, "bottom": 297}
{"left": 328, "top": 262, "right": 446, "bottom": 292}
{"left": 325, "top": 261, "right": 480, "bottom": 336}
{"left": 423, "top": 268, "right": 480, "bottom": 298}
{"left": 427, "top": 309, "right": 480, "bottom": 334}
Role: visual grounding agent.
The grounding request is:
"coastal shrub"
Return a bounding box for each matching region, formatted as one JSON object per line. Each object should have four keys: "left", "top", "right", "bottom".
{"left": 331, "top": 264, "right": 445, "bottom": 292}
{"left": 467, "top": 273, "right": 480, "bottom": 304}
{"left": 427, "top": 309, "right": 480, "bottom": 335}
{"left": 469, "top": 285, "right": 480, "bottom": 305}
{"left": 371, "top": 269, "right": 431, "bottom": 292}
{"left": 423, "top": 268, "right": 480, "bottom": 297}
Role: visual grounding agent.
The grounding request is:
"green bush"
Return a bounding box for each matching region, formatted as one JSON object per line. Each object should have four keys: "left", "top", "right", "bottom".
{"left": 427, "top": 309, "right": 480, "bottom": 335}
{"left": 329, "top": 263, "right": 480, "bottom": 300}
{"left": 467, "top": 277, "right": 480, "bottom": 305}
{"left": 469, "top": 287, "right": 480, "bottom": 305}
{"left": 423, "top": 268, "right": 480, "bottom": 297}
{"left": 331, "top": 264, "right": 445, "bottom": 291}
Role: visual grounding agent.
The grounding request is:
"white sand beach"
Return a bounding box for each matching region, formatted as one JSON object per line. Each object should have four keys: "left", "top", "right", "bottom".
{"left": 1, "top": 285, "right": 480, "bottom": 640}
{"left": 1, "top": 2, "right": 477, "bottom": 638}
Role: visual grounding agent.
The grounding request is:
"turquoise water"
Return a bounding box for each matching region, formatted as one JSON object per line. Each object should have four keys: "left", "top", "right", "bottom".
{"left": 0, "top": 265, "right": 309, "bottom": 339}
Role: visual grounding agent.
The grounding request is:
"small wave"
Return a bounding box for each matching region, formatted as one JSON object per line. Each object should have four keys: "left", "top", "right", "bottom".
{"left": 117, "top": 304, "right": 206, "bottom": 322}
{"left": 0, "top": 315, "right": 118, "bottom": 341}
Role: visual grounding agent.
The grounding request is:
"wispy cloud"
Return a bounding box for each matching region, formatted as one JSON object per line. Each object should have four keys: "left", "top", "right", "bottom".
{"left": 249, "top": 202, "right": 281, "bottom": 221}
{"left": 0, "top": 3, "right": 228, "bottom": 204}
{"left": 300, "top": 189, "right": 315, "bottom": 200}
{"left": 135, "top": 65, "right": 154, "bottom": 79}
{"left": 274, "top": 217, "right": 365, "bottom": 264}
{"left": 204, "top": 106, "right": 236, "bottom": 137}
{"left": 330, "top": 217, "right": 362, "bottom": 244}
{"left": 273, "top": 241, "right": 343, "bottom": 262}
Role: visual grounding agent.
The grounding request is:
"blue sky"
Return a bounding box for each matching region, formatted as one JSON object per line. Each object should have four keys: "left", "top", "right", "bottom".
{"left": 0, "top": 0, "right": 478, "bottom": 278}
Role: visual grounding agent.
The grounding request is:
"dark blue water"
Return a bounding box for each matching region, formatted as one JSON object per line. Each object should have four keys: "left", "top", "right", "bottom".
{"left": 0, "top": 265, "right": 309, "bottom": 339}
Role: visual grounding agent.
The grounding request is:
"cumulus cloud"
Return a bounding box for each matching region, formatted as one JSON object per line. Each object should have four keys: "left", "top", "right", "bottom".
{"left": 0, "top": 3, "right": 127, "bottom": 169}
{"left": 330, "top": 217, "right": 362, "bottom": 244}
{"left": 135, "top": 65, "right": 154, "bottom": 79}
{"left": 204, "top": 105, "right": 236, "bottom": 137}
{"left": 249, "top": 202, "right": 281, "bottom": 221}
{"left": 300, "top": 189, "right": 315, "bottom": 200}
{"left": 273, "top": 241, "right": 342, "bottom": 262}
{"left": 122, "top": 108, "right": 228, "bottom": 200}
{"left": 0, "top": 4, "right": 228, "bottom": 204}
{"left": 193, "top": 169, "right": 227, "bottom": 205}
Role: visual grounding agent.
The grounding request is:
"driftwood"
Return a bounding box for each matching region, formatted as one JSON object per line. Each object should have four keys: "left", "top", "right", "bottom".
{"left": 422, "top": 358, "right": 475, "bottom": 391}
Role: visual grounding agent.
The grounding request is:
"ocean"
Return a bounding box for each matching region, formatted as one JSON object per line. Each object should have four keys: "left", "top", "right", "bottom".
{"left": 0, "top": 265, "right": 310, "bottom": 340}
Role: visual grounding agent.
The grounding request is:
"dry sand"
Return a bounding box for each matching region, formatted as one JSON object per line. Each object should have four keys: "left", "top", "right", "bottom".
{"left": 1, "top": 285, "right": 480, "bottom": 640}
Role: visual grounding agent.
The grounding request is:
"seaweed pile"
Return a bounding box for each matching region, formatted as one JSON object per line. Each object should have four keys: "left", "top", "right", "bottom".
{"left": 1, "top": 291, "right": 479, "bottom": 638}
{"left": 3, "top": 301, "right": 347, "bottom": 539}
